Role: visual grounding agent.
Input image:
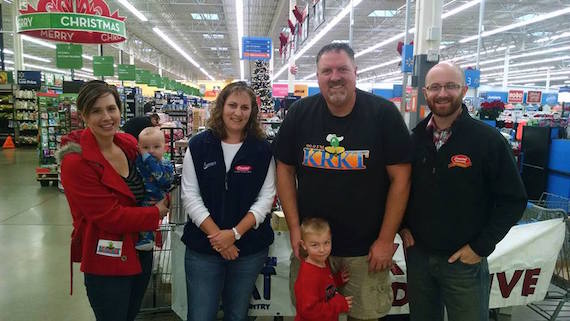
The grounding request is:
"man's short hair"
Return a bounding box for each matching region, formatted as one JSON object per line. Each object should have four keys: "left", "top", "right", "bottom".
{"left": 150, "top": 113, "right": 160, "bottom": 123}
{"left": 300, "top": 217, "right": 331, "bottom": 240}
{"left": 316, "top": 43, "right": 355, "bottom": 65}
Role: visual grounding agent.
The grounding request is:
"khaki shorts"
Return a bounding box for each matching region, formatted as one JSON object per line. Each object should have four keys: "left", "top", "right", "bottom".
{"left": 290, "top": 254, "right": 393, "bottom": 319}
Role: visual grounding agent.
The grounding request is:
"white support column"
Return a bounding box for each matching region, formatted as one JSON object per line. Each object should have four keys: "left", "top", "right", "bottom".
{"left": 158, "top": 56, "right": 163, "bottom": 77}
{"left": 129, "top": 53, "right": 135, "bottom": 65}
{"left": 546, "top": 69, "right": 551, "bottom": 90}
{"left": 287, "top": 0, "right": 296, "bottom": 95}
{"left": 410, "top": 0, "right": 443, "bottom": 127}
{"left": 12, "top": 0, "right": 24, "bottom": 71}
{"left": 502, "top": 48, "right": 510, "bottom": 88}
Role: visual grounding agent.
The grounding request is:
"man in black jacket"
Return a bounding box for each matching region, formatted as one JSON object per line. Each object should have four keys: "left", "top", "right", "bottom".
{"left": 400, "top": 62, "right": 527, "bottom": 321}
{"left": 122, "top": 113, "right": 160, "bottom": 140}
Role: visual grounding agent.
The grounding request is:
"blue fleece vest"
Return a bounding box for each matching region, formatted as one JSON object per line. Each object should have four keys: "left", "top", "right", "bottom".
{"left": 181, "top": 130, "right": 274, "bottom": 256}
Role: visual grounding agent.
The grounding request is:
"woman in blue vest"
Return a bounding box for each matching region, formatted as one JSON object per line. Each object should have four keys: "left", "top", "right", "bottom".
{"left": 180, "top": 81, "right": 276, "bottom": 321}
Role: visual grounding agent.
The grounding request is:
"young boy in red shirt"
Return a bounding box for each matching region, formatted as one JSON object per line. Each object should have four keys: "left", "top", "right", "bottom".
{"left": 294, "top": 218, "right": 352, "bottom": 321}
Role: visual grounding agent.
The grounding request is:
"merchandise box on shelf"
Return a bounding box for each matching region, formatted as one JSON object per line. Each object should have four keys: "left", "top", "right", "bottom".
{"left": 0, "top": 84, "right": 14, "bottom": 145}
{"left": 14, "top": 89, "right": 39, "bottom": 146}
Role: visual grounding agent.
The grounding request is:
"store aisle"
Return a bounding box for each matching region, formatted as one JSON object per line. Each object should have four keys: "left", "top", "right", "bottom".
{"left": 0, "top": 148, "right": 568, "bottom": 321}
{"left": 0, "top": 148, "right": 94, "bottom": 321}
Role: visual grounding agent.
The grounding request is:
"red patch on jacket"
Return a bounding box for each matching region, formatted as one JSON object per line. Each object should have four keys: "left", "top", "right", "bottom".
{"left": 234, "top": 165, "right": 253, "bottom": 173}
{"left": 448, "top": 155, "right": 472, "bottom": 168}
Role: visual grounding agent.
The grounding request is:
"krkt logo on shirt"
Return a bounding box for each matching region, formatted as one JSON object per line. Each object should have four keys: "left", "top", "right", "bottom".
{"left": 302, "top": 133, "right": 369, "bottom": 170}
{"left": 448, "top": 154, "right": 472, "bottom": 168}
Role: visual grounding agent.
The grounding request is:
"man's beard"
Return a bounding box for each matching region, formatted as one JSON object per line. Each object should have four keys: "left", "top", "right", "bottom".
{"left": 428, "top": 95, "right": 463, "bottom": 117}
{"left": 326, "top": 80, "right": 348, "bottom": 106}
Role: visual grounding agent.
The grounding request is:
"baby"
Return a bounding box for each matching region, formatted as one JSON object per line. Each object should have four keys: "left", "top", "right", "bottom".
{"left": 294, "top": 217, "right": 352, "bottom": 321}
{"left": 135, "top": 127, "right": 174, "bottom": 250}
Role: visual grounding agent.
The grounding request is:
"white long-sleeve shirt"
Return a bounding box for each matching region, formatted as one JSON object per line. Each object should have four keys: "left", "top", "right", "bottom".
{"left": 180, "top": 142, "right": 276, "bottom": 230}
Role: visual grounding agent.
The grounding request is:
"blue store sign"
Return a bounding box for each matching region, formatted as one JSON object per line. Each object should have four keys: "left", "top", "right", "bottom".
{"left": 465, "top": 69, "right": 480, "bottom": 88}
{"left": 17, "top": 70, "right": 41, "bottom": 88}
{"left": 401, "top": 44, "right": 414, "bottom": 73}
{"left": 242, "top": 37, "right": 272, "bottom": 61}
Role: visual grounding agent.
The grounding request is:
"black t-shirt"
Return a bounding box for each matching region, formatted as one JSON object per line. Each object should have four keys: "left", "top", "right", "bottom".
{"left": 273, "top": 89, "right": 411, "bottom": 256}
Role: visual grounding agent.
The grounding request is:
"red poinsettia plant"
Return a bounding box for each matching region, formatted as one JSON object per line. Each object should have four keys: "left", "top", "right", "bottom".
{"left": 479, "top": 100, "right": 505, "bottom": 120}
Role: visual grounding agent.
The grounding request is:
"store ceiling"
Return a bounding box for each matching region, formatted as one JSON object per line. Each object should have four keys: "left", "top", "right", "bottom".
{"left": 1, "top": 0, "right": 570, "bottom": 88}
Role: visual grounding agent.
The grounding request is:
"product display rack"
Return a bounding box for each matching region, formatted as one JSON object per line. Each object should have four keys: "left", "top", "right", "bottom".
{"left": 14, "top": 89, "right": 39, "bottom": 146}
{"left": 162, "top": 93, "right": 190, "bottom": 135}
{"left": 0, "top": 84, "right": 14, "bottom": 145}
{"left": 36, "top": 92, "right": 66, "bottom": 187}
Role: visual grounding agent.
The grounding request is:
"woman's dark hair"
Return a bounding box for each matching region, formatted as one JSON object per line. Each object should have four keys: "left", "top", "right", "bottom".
{"left": 77, "top": 80, "right": 122, "bottom": 116}
{"left": 207, "top": 81, "right": 265, "bottom": 140}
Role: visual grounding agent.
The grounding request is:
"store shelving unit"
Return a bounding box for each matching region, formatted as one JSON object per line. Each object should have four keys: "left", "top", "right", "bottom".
{"left": 0, "top": 84, "right": 14, "bottom": 145}
{"left": 14, "top": 89, "right": 39, "bottom": 146}
{"left": 36, "top": 93, "right": 65, "bottom": 186}
{"left": 162, "top": 93, "right": 190, "bottom": 135}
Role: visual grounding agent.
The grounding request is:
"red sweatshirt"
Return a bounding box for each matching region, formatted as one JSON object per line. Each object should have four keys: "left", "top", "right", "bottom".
{"left": 294, "top": 260, "right": 349, "bottom": 321}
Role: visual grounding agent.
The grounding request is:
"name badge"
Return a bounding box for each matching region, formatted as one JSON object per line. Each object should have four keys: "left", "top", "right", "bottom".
{"left": 96, "top": 239, "right": 123, "bottom": 257}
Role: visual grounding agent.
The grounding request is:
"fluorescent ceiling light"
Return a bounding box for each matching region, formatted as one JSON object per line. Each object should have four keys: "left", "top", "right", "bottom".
{"left": 451, "top": 45, "right": 515, "bottom": 62}
{"left": 357, "top": 58, "right": 401, "bottom": 74}
{"left": 360, "top": 70, "right": 401, "bottom": 82}
{"left": 565, "top": 80, "right": 570, "bottom": 83}
{"left": 481, "top": 66, "right": 553, "bottom": 78}
{"left": 356, "top": 0, "right": 480, "bottom": 58}
{"left": 210, "top": 47, "right": 228, "bottom": 51}
{"left": 516, "top": 14, "right": 537, "bottom": 21}
{"left": 508, "top": 76, "right": 569, "bottom": 83}
{"left": 22, "top": 35, "right": 56, "bottom": 49}
{"left": 481, "top": 56, "right": 570, "bottom": 72}
{"left": 81, "top": 67, "right": 94, "bottom": 73}
{"left": 152, "top": 27, "right": 214, "bottom": 80}
{"left": 332, "top": 40, "right": 350, "bottom": 44}
{"left": 273, "top": 0, "right": 364, "bottom": 80}
{"left": 2, "top": 49, "right": 51, "bottom": 63}
{"left": 523, "top": 83, "right": 536, "bottom": 86}
{"left": 368, "top": 10, "right": 397, "bottom": 18}
{"left": 203, "top": 34, "right": 224, "bottom": 40}
{"left": 302, "top": 73, "right": 316, "bottom": 80}
{"left": 382, "top": 76, "right": 403, "bottom": 83}
{"left": 235, "top": 0, "right": 244, "bottom": 80}
{"left": 441, "top": 0, "right": 480, "bottom": 19}
{"left": 191, "top": 13, "right": 219, "bottom": 20}
{"left": 461, "top": 45, "right": 570, "bottom": 67}
{"left": 116, "top": 0, "right": 148, "bottom": 22}
{"left": 492, "top": 70, "right": 570, "bottom": 81}
{"left": 460, "top": 7, "right": 570, "bottom": 44}
{"left": 535, "top": 31, "right": 570, "bottom": 43}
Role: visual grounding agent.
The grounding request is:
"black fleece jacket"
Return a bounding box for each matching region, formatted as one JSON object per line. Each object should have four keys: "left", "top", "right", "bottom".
{"left": 404, "top": 105, "right": 527, "bottom": 257}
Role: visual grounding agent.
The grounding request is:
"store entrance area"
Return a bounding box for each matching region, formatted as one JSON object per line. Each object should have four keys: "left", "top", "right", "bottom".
{"left": 0, "top": 148, "right": 567, "bottom": 321}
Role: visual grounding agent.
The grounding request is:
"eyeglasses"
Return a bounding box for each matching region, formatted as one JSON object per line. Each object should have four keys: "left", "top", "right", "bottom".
{"left": 425, "top": 83, "right": 463, "bottom": 93}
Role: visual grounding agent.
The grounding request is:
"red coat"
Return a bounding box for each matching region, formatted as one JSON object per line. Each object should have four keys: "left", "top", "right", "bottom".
{"left": 294, "top": 260, "right": 349, "bottom": 321}
{"left": 59, "top": 128, "right": 160, "bottom": 276}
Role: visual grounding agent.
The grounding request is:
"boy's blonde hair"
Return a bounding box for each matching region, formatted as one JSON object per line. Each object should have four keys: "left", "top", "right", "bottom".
{"left": 300, "top": 217, "right": 331, "bottom": 240}
{"left": 138, "top": 127, "right": 164, "bottom": 143}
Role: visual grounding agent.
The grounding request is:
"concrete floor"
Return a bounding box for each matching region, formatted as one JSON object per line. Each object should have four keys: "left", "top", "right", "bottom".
{"left": 1, "top": 148, "right": 569, "bottom": 321}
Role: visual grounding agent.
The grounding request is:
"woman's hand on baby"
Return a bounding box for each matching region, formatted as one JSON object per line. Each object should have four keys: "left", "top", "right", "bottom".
{"left": 341, "top": 266, "right": 350, "bottom": 283}
{"left": 208, "top": 229, "right": 235, "bottom": 251}
{"left": 155, "top": 197, "right": 169, "bottom": 219}
{"left": 345, "top": 296, "right": 353, "bottom": 310}
{"left": 220, "top": 245, "right": 239, "bottom": 260}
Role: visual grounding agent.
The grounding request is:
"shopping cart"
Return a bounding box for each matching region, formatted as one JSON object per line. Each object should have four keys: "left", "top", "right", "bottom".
{"left": 524, "top": 193, "right": 570, "bottom": 320}
{"left": 139, "top": 223, "right": 176, "bottom": 316}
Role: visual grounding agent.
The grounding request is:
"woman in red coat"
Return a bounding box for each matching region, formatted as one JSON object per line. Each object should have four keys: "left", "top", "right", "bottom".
{"left": 58, "top": 81, "right": 169, "bottom": 321}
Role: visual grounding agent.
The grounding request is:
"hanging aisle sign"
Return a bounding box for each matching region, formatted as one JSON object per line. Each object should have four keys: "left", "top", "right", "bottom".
{"left": 17, "top": 0, "right": 126, "bottom": 44}
{"left": 401, "top": 44, "right": 414, "bottom": 73}
{"left": 242, "top": 37, "right": 272, "bottom": 60}
{"left": 118, "top": 64, "right": 136, "bottom": 81}
{"left": 56, "top": 44, "right": 83, "bottom": 69}
{"left": 465, "top": 69, "right": 481, "bottom": 88}
{"left": 93, "top": 56, "right": 115, "bottom": 76}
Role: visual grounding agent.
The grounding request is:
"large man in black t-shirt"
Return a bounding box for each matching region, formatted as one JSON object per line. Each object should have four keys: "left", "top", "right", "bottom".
{"left": 273, "top": 43, "right": 412, "bottom": 320}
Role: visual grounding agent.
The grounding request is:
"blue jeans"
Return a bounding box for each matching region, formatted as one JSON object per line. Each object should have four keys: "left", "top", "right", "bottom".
{"left": 406, "top": 246, "right": 490, "bottom": 321}
{"left": 84, "top": 250, "right": 153, "bottom": 321}
{"left": 185, "top": 247, "right": 268, "bottom": 321}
